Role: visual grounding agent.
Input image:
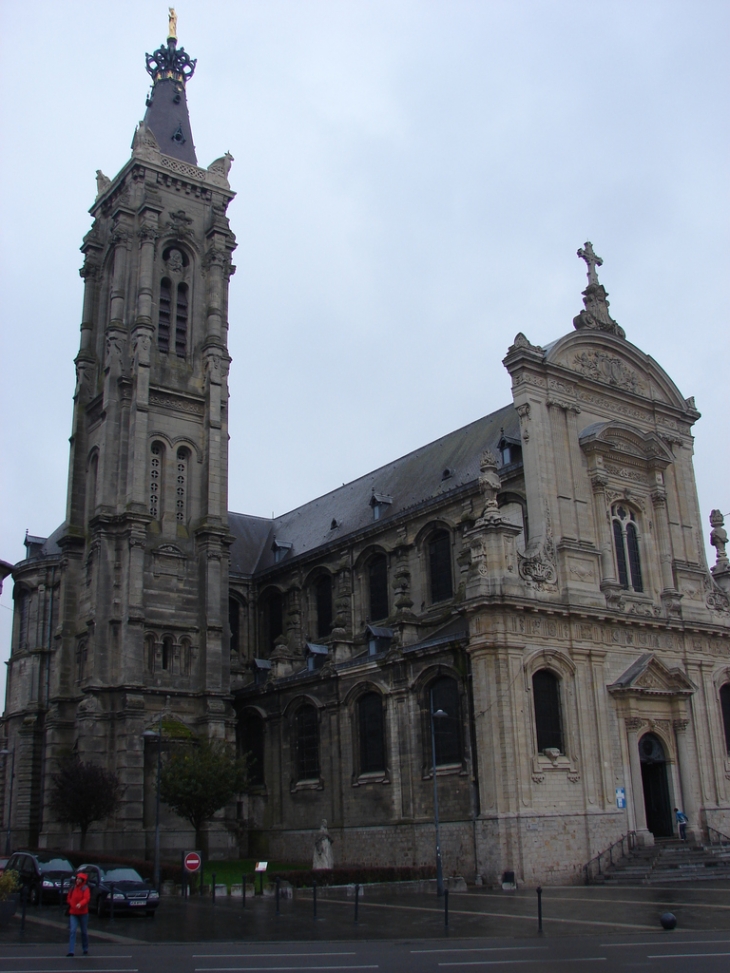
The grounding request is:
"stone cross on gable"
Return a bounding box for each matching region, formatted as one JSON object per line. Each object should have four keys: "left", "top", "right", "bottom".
{"left": 577, "top": 241, "right": 603, "bottom": 286}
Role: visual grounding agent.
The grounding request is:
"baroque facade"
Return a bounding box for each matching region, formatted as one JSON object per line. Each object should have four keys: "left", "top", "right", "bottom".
{"left": 3, "top": 27, "right": 730, "bottom": 885}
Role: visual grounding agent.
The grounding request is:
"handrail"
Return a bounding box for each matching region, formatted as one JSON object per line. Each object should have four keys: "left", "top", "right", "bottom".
{"left": 582, "top": 831, "right": 637, "bottom": 885}
{"left": 707, "top": 825, "right": 730, "bottom": 847}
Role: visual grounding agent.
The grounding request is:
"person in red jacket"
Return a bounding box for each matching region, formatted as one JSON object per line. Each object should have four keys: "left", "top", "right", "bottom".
{"left": 66, "top": 872, "right": 90, "bottom": 956}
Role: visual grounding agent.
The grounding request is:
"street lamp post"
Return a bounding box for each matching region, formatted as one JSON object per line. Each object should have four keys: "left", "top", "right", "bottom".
{"left": 430, "top": 706, "right": 447, "bottom": 897}
{"left": 0, "top": 748, "right": 15, "bottom": 856}
{"left": 142, "top": 713, "right": 163, "bottom": 890}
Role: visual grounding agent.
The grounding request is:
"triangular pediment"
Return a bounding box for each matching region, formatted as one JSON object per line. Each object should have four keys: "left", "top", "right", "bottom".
{"left": 608, "top": 653, "right": 695, "bottom": 697}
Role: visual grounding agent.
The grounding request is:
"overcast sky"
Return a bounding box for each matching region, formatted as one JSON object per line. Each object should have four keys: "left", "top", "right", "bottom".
{"left": 1, "top": 0, "right": 728, "bottom": 690}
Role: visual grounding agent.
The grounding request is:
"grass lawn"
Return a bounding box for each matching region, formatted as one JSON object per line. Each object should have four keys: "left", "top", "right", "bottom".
{"left": 201, "top": 859, "right": 308, "bottom": 890}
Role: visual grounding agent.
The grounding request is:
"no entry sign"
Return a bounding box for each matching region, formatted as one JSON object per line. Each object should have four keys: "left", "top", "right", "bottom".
{"left": 184, "top": 851, "right": 202, "bottom": 873}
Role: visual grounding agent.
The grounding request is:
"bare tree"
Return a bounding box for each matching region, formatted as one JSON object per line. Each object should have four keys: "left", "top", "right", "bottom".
{"left": 48, "top": 758, "right": 121, "bottom": 851}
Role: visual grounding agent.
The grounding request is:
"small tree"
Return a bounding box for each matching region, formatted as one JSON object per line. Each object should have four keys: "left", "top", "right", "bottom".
{"left": 160, "top": 738, "right": 248, "bottom": 856}
{"left": 48, "top": 758, "right": 121, "bottom": 850}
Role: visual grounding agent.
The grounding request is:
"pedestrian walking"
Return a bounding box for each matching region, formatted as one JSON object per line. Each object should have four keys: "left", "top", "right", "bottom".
{"left": 674, "top": 807, "right": 688, "bottom": 841}
{"left": 66, "top": 872, "right": 90, "bottom": 956}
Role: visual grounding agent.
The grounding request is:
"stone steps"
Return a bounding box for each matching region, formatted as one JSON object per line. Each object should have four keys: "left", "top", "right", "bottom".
{"left": 596, "top": 839, "right": 730, "bottom": 885}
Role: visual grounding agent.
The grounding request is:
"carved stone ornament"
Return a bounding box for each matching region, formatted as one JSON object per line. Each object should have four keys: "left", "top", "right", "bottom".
{"left": 710, "top": 509, "right": 729, "bottom": 567}
{"left": 208, "top": 152, "right": 234, "bottom": 178}
{"left": 572, "top": 350, "right": 643, "bottom": 393}
{"left": 573, "top": 242, "right": 626, "bottom": 338}
{"left": 518, "top": 516, "right": 558, "bottom": 590}
{"left": 95, "top": 170, "right": 111, "bottom": 198}
{"left": 510, "top": 333, "right": 544, "bottom": 355}
{"left": 166, "top": 248, "right": 184, "bottom": 274}
{"left": 145, "top": 36, "right": 196, "bottom": 84}
{"left": 477, "top": 449, "right": 501, "bottom": 517}
{"left": 705, "top": 574, "right": 730, "bottom": 613}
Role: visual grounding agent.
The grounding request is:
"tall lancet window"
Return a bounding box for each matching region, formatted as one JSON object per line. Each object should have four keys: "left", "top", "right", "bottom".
{"left": 611, "top": 504, "right": 644, "bottom": 593}
{"left": 150, "top": 442, "right": 164, "bottom": 519}
{"left": 176, "top": 448, "right": 189, "bottom": 522}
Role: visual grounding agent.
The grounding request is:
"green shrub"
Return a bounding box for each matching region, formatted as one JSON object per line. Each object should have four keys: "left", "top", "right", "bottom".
{"left": 0, "top": 870, "right": 19, "bottom": 901}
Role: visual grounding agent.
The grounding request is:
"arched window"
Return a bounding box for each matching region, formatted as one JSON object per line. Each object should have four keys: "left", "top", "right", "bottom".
{"left": 161, "top": 635, "right": 174, "bottom": 672}
{"left": 260, "top": 589, "right": 283, "bottom": 655}
{"left": 296, "top": 705, "right": 320, "bottom": 781}
{"left": 611, "top": 504, "right": 644, "bottom": 593}
{"left": 179, "top": 637, "right": 191, "bottom": 676}
{"left": 315, "top": 575, "right": 333, "bottom": 639}
{"left": 239, "top": 711, "right": 265, "bottom": 786}
{"left": 149, "top": 442, "right": 164, "bottom": 519}
{"left": 145, "top": 634, "right": 156, "bottom": 672}
{"left": 368, "top": 554, "right": 389, "bottom": 622}
{"left": 175, "top": 283, "right": 188, "bottom": 357}
{"left": 158, "top": 278, "right": 172, "bottom": 353}
{"left": 87, "top": 451, "right": 99, "bottom": 521}
{"left": 175, "top": 447, "right": 188, "bottom": 523}
{"left": 358, "top": 692, "right": 386, "bottom": 774}
{"left": 428, "top": 530, "right": 453, "bottom": 603}
{"left": 429, "top": 676, "right": 462, "bottom": 766}
{"left": 721, "top": 684, "right": 730, "bottom": 754}
{"left": 15, "top": 588, "right": 29, "bottom": 650}
{"left": 532, "top": 669, "right": 564, "bottom": 753}
{"left": 229, "top": 598, "right": 241, "bottom": 656}
{"left": 76, "top": 638, "right": 88, "bottom": 685}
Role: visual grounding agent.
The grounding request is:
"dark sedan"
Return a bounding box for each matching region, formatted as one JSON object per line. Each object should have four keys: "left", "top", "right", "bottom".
{"left": 5, "top": 852, "right": 74, "bottom": 904}
{"left": 78, "top": 864, "right": 160, "bottom": 917}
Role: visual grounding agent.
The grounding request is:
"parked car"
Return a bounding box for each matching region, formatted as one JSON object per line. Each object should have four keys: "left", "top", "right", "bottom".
{"left": 77, "top": 864, "right": 160, "bottom": 917}
{"left": 5, "top": 852, "right": 74, "bottom": 904}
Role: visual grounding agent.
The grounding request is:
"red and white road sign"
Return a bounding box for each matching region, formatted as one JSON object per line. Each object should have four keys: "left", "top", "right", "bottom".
{"left": 184, "top": 852, "right": 202, "bottom": 872}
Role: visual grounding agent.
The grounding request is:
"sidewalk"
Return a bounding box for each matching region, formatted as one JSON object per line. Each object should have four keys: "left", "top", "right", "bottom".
{"left": 3, "top": 880, "right": 730, "bottom": 946}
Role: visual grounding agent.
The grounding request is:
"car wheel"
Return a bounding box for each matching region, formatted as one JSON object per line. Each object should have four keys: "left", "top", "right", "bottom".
{"left": 95, "top": 897, "right": 105, "bottom": 917}
{"left": 29, "top": 885, "right": 39, "bottom": 906}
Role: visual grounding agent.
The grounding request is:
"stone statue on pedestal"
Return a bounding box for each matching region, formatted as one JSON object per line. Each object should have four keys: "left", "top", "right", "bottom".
{"left": 313, "top": 818, "right": 333, "bottom": 870}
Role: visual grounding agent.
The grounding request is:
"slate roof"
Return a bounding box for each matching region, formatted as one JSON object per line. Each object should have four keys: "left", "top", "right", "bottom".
{"left": 143, "top": 78, "right": 198, "bottom": 165}
{"left": 229, "top": 402, "right": 520, "bottom": 577}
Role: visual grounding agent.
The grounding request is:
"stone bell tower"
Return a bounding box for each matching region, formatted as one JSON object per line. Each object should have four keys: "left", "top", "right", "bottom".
{"left": 39, "top": 19, "right": 237, "bottom": 852}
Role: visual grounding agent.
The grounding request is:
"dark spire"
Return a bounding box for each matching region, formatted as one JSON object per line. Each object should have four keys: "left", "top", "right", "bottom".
{"left": 143, "top": 17, "right": 198, "bottom": 165}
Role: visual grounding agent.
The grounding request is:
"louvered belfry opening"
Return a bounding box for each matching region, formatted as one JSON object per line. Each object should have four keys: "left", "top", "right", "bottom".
{"left": 175, "top": 283, "right": 188, "bottom": 356}
{"left": 430, "top": 676, "right": 461, "bottom": 765}
{"left": 358, "top": 692, "right": 386, "bottom": 774}
{"left": 296, "top": 705, "right": 320, "bottom": 780}
{"left": 532, "top": 669, "right": 564, "bottom": 753}
{"left": 368, "top": 554, "right": 389, "bottom": 621}
{"left": 428, "top": 530, "right": 453, "bottom": 603}
{"left": 158, "top": 278, "right": 172, "bottom": 352}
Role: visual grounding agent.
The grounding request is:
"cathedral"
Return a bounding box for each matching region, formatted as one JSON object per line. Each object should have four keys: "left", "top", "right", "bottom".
{"left": 3, "top": 22, "right": 730, "bottom": 886}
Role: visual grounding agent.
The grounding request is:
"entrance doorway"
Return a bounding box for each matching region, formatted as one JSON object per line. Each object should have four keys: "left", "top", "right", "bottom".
{"left": 639, "top": 733, "right": 673, "bottom": 838}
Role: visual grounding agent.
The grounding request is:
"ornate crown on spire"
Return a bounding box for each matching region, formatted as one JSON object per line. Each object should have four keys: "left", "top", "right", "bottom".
{"left": 145, "top": 36, "right": 196, "bottom": 84}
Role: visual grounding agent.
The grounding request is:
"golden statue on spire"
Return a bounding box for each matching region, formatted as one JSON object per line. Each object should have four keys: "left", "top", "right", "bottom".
{"left": 168, "top": 7, "right": 177, "bottom": 40}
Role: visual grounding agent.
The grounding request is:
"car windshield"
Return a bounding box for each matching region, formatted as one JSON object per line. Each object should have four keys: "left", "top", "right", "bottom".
{"left": 37, "top": 858, "right": 73, "bottom": 872}
{"left": 100, "top": 868, "right": 144, "bottom": 883}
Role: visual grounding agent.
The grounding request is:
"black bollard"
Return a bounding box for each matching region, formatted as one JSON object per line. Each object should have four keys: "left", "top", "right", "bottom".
{"left": 536, "top": 886, "right": 543, "bottom": 934}
{"left": 354, "top": 884, "right": 359, "bottom": 923}
{"left": 20, "top": 885, "right": 27, "bottom": 935}
{"left": 275, "top": 876, "right": 280, "bottom": 916}
{"left": 444, "top": 888, "right": 449, "bottom": 928}
{"left": 242, "top": 874, "right": 246, "bottom": 908}
{"left": 313, "top": 879, "right": 317, "bottom": 919}
{"left": 212, "top": 873, "right": 216, "bottom": 903}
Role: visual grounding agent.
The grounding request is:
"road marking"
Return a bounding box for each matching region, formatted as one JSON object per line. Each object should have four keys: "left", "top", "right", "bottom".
{"left": 412, "top": 948, "right": 548, "bottom": 954}
{"left": 646, "top": 953, "right": 730, "bottom": 959}
{"left": 195, "top": 967, "right": 378, "bottom": 972}
{"left": 0, "top": 969, "right": 138, "bottom": 973}
{"left": 602, "top": 940, "right": 730, "bottom": 947}
{"left": 0, "top": 959, "right": 134, "bottom": 962}
{"left": 193, "top": 956, "right": 357, "bottom": 960}
{"left": 438, "top": 960, "right": 606, "bottom": 968}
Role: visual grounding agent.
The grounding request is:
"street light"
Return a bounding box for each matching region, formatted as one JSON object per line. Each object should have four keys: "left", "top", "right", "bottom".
{"left": 0, "top": 748, "right": 15, "bottom": 856}
{"left": 142, "top": 713, "right": 163, "bottom": 890}
{"left": 430, "top": 705, "right": 448, "bottom": 897}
